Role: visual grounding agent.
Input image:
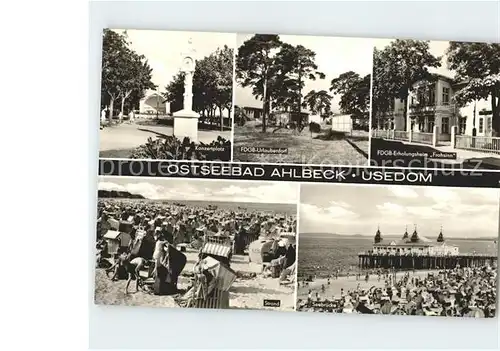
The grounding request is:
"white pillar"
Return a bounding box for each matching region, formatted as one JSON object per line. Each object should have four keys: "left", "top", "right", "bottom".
{"left": 450, "top": 125, "right": 457, "bottom": 149}
{"left": 432, "top": 125, "right": 439, "bottom": 147}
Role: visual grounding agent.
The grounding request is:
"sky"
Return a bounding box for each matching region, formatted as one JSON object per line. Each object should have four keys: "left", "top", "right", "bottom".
{"left": 234, "top": 34, "right": 374, "bottom": 113}
{"left": 374, "top": 39, "right": 455, "bottom": 78}
{"left": 98, "top": 177, "right": 297, "bottom": 204}
{"left": 111, "top": 29, "right": 236, "bottom": 93}
{"left": 299, "top": 184, "right": 499, "bottom": 239}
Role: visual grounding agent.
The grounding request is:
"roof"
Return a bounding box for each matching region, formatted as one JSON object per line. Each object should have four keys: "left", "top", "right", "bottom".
{"left": 374, "top": 238, "right": 433, "bottom": 247}
{"left": 103, "top": 230, "right": 121, "bottom": 240}
{"left": 412, "top": 73, "right": 454, "bottom": 88}
{"left": 202, "top": 242, "right": 231, "bottom": 258}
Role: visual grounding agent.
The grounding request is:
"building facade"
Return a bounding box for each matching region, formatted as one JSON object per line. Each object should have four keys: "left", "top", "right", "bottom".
{"left": 139, "top": 89, "right": 169, "bottom": 115}
{"left": 372, "top": 226, "right": 459, "bottom": 256}
{"left": 374, "top": 74, "right": 493, "bottom": 138}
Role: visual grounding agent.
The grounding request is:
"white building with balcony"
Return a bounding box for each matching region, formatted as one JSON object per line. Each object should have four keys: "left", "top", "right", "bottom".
{"left": 372, "top": 226, "right": 459, "bottom": 256}
{"left": 373, "top": 73, "right": 494, "bottom": 139}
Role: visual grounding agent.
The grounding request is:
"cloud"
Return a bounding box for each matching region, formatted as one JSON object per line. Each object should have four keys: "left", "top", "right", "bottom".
{"left": 213, "top": 183, "right": 297, "bottom": 204}
{"left": 325, "top": 204, "right": 358, "bottom": 218}
{"left": 388, "top": 186, "right": 419, "bottom": 198}
{"left": 467, "top": 188, "right": 499, "bottom": 204}
{"left": 423, "top": 187, "right": 461, "bottom": 204}
{"left": 330, "top": 201, "right": 352, "bottom": 208}
{"left": 406, "top": 206, "right": 442, "bottom": 219}
{"left": 98, "top": 182, "right": 125, "bottom": 192}
{"left": 300, "top": 202, "right": 359, "bottom": 233}
{"left": 376, "top": 202, "right": 406, "bottom": 216}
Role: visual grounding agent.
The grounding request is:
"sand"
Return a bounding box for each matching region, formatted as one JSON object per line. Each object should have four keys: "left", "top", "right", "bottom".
{"left": 94, "top": 250, "right": 295, "bottom": 311}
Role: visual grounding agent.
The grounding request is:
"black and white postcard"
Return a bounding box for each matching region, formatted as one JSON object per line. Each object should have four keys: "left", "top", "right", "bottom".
{"left": 94, "top": 29, "right": 500, "bottom": 317}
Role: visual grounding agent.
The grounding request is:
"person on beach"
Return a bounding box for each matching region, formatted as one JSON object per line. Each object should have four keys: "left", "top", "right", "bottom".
{"left": 125, "top": 256, "right": 147, "bottom": 294}
{"left": 106, "top": 249, "right": 130, "bottom": 281}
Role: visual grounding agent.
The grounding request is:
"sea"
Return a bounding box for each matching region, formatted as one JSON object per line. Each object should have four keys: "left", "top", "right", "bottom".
{"left": 101, "top": 198, "right": 296, "bottom": 216}
{"left": 298, "top": 233, "right": 498, "bottom": 278}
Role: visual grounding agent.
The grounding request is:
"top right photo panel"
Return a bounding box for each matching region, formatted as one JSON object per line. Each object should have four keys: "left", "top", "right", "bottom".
{"left": 370, "top": 40, "right": 500, "bottom": 170}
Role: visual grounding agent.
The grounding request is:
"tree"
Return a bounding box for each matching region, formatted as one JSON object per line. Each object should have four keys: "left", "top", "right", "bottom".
{"left": 117, "top": 52, "right": 155, "bottom": 121}
{"left": 330, "top": 71, "right": 371, "bottom": 121}
{"left": 236, "top": 34, "right": 282, "bottom": 132}
{"left": 446, "top": 42, "right": 500, "bottom": 134}
{"left": 275, "top": 43, "right": 325, "bottom": 127}
{"left": 372, "top": 40, "right": 441, "bottom": 130}
{"left": 211, "top": 45, "right": 234, "bottom": 130}
{"left": 101, "top": 29, "right": 155, "bottom": 122}
{"left": 371, "top": 48, "right": 394, "bottom": 127}
{"left": 164, "top": 72, "right": 185, "bottom": 113}
{"left": 101, "top": 29, "right": 129, "bottom": 120}
{"left": 302, "top": 90, "right": 332, "bottom": 116}
{"left": 164, "top": 45, "right": 234, "bottom": 130}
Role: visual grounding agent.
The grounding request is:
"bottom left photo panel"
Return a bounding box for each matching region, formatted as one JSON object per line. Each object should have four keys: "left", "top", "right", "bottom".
{"left": 94, "top": 176, "right": 298, "bottom": 311}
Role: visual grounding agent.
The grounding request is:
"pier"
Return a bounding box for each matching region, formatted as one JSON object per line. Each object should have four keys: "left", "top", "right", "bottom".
{"left": 358, "top": 252, "right": 497, "bottom": 270}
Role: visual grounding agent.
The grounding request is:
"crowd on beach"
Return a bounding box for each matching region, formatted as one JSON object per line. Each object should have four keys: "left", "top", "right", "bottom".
{"left": 297, "top": 266, "right": 497, "bottom": 317}
{"left": 95, "top": 199, "right": 297, "bottom": 306}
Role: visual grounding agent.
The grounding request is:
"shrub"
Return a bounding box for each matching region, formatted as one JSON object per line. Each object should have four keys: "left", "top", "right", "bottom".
{"left": 314, "top": 129, "right": 347, "bottom": 141}
{"left": 130, "top": 135, "right": 231, "bottom": 161}
{"left": 309, "top": 122, "right": 321, "bottom": 134}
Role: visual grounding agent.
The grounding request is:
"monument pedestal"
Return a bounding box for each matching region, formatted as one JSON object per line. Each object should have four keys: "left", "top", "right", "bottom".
{"left": 173, "top": 109, "right": 200, "bottom": 143}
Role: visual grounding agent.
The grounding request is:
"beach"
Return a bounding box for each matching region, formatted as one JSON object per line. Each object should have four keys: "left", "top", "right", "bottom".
{"left": 297, "top": 270, "right": 442, "bottom": 301}
{"left": 95, "top": 249, "right": 295, "bottom": 311}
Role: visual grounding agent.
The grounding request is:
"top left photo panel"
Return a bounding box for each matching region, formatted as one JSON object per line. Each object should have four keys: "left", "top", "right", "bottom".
{"left": 98, "top": 29, "right": 236, "bottom": 161}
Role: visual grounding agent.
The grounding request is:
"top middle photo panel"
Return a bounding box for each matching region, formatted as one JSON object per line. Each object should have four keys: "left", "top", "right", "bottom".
{"left": 233, "top": 34, "right": 373, "bottom": 165}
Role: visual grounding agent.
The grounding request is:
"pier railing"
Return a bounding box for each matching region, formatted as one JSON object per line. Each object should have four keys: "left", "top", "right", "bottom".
{"left": 358, "top": 252, "right": 496, "bottom": 270}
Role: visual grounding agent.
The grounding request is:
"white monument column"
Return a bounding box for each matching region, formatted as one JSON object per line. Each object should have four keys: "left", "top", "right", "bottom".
{"left": 173, "top": 38, "right": 200, "bottom": 142}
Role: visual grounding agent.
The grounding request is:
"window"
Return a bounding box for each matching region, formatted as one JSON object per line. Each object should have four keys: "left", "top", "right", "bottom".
{"left": 418, "top": 119, "right": 425, "bottom": 131}
{"left": 442, "top": 87, "right": 450, "bottom": 105}
{"left": 418, "top": 91, "right": 425, "bottom": 106}
{"left": 442, "top": 117, "right": 449, "bottom": 134}
{"left": 479, "top": 118, "right": 484, "bottom": 133}
{"left": 487, "top": 117, "right": 492, "bottom": 132}
{"left": 428, "top": 119, "right": 435, "bottom": 133}
{"left": 459, "top": 117, "right": 467, "bottom": 134}
{"left": 429, "top": 88, "right": 436, "bottom": 105}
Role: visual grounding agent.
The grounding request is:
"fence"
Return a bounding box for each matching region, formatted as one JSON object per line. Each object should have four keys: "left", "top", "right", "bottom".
{"left": 412, "top": 132, "right": 433, "bottom": 145}
{"left": 372, "top": 129, "right": 390, "bottom": 138}
{"left": 455, "top": 135, "right": 500, "bottom": 155}
{"left": 394, "top": 131, "right": 409, "bottom": 141}
{"left": 438, "top": 133, "right": 451, "bottom": 142}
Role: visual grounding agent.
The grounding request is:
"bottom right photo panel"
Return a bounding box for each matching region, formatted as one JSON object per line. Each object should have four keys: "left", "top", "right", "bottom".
{"left": 296, "top": 184, "right": 498, "bottom": 318}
